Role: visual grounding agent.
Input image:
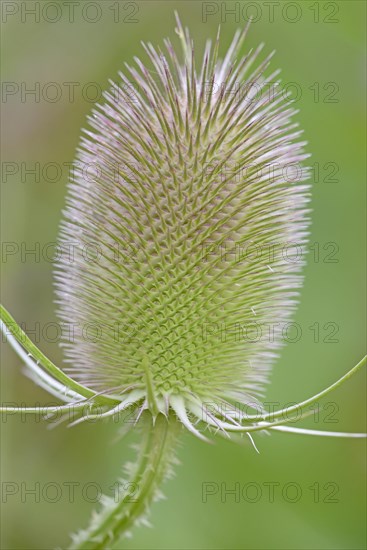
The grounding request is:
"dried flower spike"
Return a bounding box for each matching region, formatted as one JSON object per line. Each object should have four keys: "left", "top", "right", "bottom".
{"left": 1, "top": 14, "right": 365, "bottom": 550}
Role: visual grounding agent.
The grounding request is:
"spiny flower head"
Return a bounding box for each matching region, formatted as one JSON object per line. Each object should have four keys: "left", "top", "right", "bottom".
{"left": 55, "top": 16, "right": 310, "bottom": 437}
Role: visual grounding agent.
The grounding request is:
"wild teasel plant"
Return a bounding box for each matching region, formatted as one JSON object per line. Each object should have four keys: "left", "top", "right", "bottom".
{"left": 1, "top": 14, "right": 366, "bottom": 550}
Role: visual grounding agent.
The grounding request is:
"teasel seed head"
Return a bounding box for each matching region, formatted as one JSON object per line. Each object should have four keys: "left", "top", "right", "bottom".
{"left": 55, "top": 16, "right": 310, "bottom": 437}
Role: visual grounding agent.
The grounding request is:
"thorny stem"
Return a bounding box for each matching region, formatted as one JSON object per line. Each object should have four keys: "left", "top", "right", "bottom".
{"left": 70, "top": 413, "right": 179, "bottom": 550}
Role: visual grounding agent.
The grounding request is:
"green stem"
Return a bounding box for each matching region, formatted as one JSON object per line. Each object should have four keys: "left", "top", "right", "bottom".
{"left": 70, "top": 412, "right": 179, "bottom": 550}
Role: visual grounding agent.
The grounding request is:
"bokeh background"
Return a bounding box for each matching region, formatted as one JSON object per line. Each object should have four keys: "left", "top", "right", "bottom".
{"left": 1, "top": 1, "right": 366, "bottom": 548}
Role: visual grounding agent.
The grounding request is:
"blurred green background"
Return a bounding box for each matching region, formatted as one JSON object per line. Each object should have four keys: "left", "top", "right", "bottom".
{"left": 1, "top": 1, "right": 366, "bottom": 548}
